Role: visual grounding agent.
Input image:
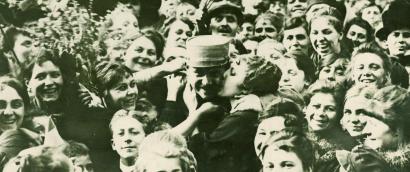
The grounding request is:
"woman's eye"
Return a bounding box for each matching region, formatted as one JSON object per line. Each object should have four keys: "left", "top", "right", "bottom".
{"left": 370, "top": 64, "right": 381, "bottom": 70}
{"left": 50, "top": 72, "right": 61, "bottom": 78}
{"left": 147, "top": 50, "right": 156, "bottom": 56}
{"left": 135, "top": 47, "right": 143, "bottom": 53}
{"left": 312, "top": 104, "right": 320, "bottom": 109}
{"left": 325, "top": 106, "right": 335, "bottom": 111}
{"left": 117, "top": 85, "right": 127, "bottom": 91}
{"left": 11, "top": 100, "right": 24, "bottom": 109}
{"left": 175, "top": 29, "right": 183, "bottom": 35}
{"left": 323, "top": 29, "right": 333, "bottom": 35}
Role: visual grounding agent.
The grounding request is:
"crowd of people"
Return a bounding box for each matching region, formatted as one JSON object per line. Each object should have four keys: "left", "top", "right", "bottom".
{"left": 0, "top": 0, "right": 410, "bottom": 171}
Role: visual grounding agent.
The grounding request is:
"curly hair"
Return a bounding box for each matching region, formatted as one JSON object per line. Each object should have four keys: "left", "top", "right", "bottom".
{"left": 242, "top": 55, "right": 282, "bottom": 96}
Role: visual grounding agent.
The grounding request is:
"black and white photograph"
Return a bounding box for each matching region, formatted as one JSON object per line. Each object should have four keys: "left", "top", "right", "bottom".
{"left": 0, "top": 0, "right": 410, "bottom": 171}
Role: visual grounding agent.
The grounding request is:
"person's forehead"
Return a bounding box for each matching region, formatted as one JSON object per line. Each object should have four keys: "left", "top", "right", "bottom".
{"left": 213, "top": 10, "right": 237, "bottom": 18}
{"left": 32, "top": 61, "right": 60, "bottom": 73}
{"left": 349, "top": 24, "right": 367, "bottom": 33}
{"left": 263, "top": 146, "right": 300, "bottom": 162}
{"left": 284, "top": 27, "right": 307, "bottom": 35}
{"left": 353, "top": 53, "right": 383, "bottom": 64}
{"left": 112, "top": 117, "right": 143, "bottom": 130}
{"left": 0, "top": 85, "right": 21, "bottom": 99}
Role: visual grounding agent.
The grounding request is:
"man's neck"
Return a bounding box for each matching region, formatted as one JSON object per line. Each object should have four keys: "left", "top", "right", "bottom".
{"left": 120, "top": 157, "right": 136, "bottom": 166}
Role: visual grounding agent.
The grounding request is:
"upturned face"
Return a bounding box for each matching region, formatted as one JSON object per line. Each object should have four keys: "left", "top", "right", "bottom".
{"left": 287, "top": 0, "right": 308, "bottom": 18}
{"left": 262, "top": 146, "right": 305, "bottom": 172}
{"left": 13, "top": 34, "right": 35, "bottom": 64}
{"left": 254, "top": 116, "right": 286, "bottom": 157}
{"left": 220, "top": 58, "right": 248, "bottom": 97}
{"left": 363, "top": 117, "right": 398, "bottom": 151}
{"left": 28, "top": 61, "right": 64, "bottom": 103}
{"left": 310, "top": 17, "right": 342, "bottom": 56}
{"left": 305, "top": 93, "right": 338, "bottom": 132}
{"left": 318, "top": 60, "right": 347, "bottom": 85}
{"left": 351, "top": 53, "right": 387, "bottom": 88}
{"left": 0, "top": 85, "right": 25, "bottom": 133}
{"left": 106, "top": 75, "right": 138, "bottom": 111}
{"left": 124, "top": 36, "right": 158, "bottom": 72}
{"left": 111, "top": 117, "right": 145, "bottom": 159}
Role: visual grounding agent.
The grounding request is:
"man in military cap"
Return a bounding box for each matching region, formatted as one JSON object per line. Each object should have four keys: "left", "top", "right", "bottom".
{"left": 204, "top": 1, "right": 243, "bottom": 37}
{"left": 164, "top": 35, "right": 259, "bottom": 172}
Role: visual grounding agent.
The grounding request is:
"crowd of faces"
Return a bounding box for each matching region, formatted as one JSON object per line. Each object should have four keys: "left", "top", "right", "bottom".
{"left": 1, "top": 0, "right": 410, "bottom": 172}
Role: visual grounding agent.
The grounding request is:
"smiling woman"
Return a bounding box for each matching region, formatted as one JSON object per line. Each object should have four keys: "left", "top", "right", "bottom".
{"left": 0, "top": 76, "right": 30, "bottom": 134}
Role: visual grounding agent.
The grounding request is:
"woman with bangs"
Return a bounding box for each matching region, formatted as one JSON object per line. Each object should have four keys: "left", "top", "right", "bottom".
{"left": 303, "top": 80, "right": 357, "bottom": 156}
{"left": 317, "top": 56, "right": 350, "bottom": 86}
{"left": 259, "top": 129, "right": 315, "bottom": 172}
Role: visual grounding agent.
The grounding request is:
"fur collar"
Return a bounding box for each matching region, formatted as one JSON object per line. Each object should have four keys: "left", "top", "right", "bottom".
{"left": 382, "top": 145, "right": 410, "bottom": 172}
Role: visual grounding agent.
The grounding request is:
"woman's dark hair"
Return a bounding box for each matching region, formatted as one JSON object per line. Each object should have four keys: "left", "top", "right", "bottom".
{"left": 309, "top": 14, "right": 343, "bottom": 34}
{"left": 259, "top": 98, "right": 307, "bottom": 131}
{"left": 283, "top": 17, "right": 308, "bottom": 33}
{"left": 255, "top": 12, "right": 285, "bottom": 33}
{"left": 284, "top": 51, "right": 316, "bottom": 83}
{"left": 130, "top": 29, "right": 166, "bottom": 61}
{"left": 260, "top": 129, "right": 315, "bottom": 171}
{"left": 242, "top": 14, "right": 256, "bottom": 25}
{"left": 0, "top": 76, "right": 30, "bottom": 112}
{"left": 304, "top": 80, "right": 346, "bottom": 122}
{"left": 2, "top": 27, "right": 31, "bottom": 52}
{"left": 343, "top": 17, "right": 374, "bottom": 42}
{"left": 95, "top": 61, "right": 133, "bottom": 95}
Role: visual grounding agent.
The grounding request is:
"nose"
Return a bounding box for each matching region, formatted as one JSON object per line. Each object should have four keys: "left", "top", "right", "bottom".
{"left": 220, "top": 17, "right": 228, "bottom": 25}
{"left": 126, "top": 86, "right": 138, "bottom": 96}
{"left": 3, "top": 105, "right": 13, "bottom": 115}
{"left": 44, "top": 75, "right": 53, "bottom": 86}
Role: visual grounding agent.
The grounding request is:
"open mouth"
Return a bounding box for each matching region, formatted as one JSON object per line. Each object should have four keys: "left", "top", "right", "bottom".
{"left": 291, "top": 8, "right": 306, "bottom": 13}
{"left": 351, "top": 125, "right": 365, "bottom": 132}
{"left": 311, "top": 118, "right": 329, "bottom": 128}
{"left": 360, "top": 78, "right": 375, "bottom": 83}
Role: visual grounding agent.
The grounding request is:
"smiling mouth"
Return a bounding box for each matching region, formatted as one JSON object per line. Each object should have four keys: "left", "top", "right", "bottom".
{"left": 1, "top": 117, "right": 17, "bottom": 124}
{"left": 360, "top": 79, "right": 375, "bottom": 83}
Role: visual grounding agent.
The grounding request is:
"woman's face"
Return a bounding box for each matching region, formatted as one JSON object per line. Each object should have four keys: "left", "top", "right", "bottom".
{"left": 310, "top": 17, "right": 341, "bottom": 56}
{"left": 318, "top": 60, "right": 347, "bottom": 85}
{"left": 110, "top": 12, "right": 139, "bottom": 33}
{"left": 283, "top": 26, "right": 310, "bottom": 55}
{"left": 111, "top": 117, "right": 145, "bottom": 159}
{"left": 262, "top": 146, "right": 305, "bottom": 172}
{"left": 28, "top": 61, "right": 64, "bottom": 103}
{"left": 276, "top": 58, "right": 306, "bottom": 93}
{"left": 342, "top": 97, "right": 369, "bottom": 137}
{"left": 346, "top": 24, "right": 368, "bottom": 48}
{"left": 287, "top": 0, "right": 308, "bottom": 18}
{"left": 220, "top": 58, "right": 248, "bottom": 97}
{"left": 351, "top": 53, "right": 387, "bottom": 88}
{"left": 0, "top": 85, "right": 24, "bottom": 132}
{"left": 255, "top": 19, "right": 278, "bottom": 40}
{"left": 363, "top": 117, "right": 398, "bottom": 151}
{"left": 124, "top": 36, "right": 157, "bottom": 72}
{"left": 176, "top": 4, "right": 197, "bottom": 22}
{"left": 361, "top": 6, "right": 382, "bottom": 27}
{"left": 305, "top": 92, "right": 338, "bottom": 132}
{"left": 167, "top": 20, "right": 193, "bottom": 48}
{"left": 106, "top": 75, "right": 138, "bottom": 111}
{"left": 255, "top": 116, "right": 286, "bottom": 157}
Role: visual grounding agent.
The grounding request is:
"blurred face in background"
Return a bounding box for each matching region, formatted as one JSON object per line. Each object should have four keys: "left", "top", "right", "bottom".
{"left": 346, "top": 24, "right": 368, "bottom": 49}
{"left": 361, "top": 6, "right": 382, "bottom": 28}
{"left": 318, "top": 59, "right": 348, "bottom": 85}
{"left": 255, "top": 19, "right": 278, "bottom": 40}
{"left": 276, "top": 58, "right": 306, "bottom": 93}
{"left": 283, "top": 26, "right": 310, "bottom": 55}
{"left": 268, "top": 1, "right": 286, "bottom": 15}
{"left": 71, "top": 155, "right": 94, "bottom": 172}
{"left": 287, "top": 0, "right": 307, "bottom": 18}
{"left": 166, "top": 20, "right": 193, "bottom": 48}
{"left": 13, "top": 34, "right": 35, "bottom": 64}
{"left": 363, "top": 117, "right": 398, "bottom": 151}
{"left": 262, "top": 145, "right": 304, "bottom": 172}
{"left": 238, "top": 22, "right": 254, "bottom": 41}
{"left": 0, "top": 85, "right": 24, "bottom": 133}
{"left": 176, "top": 3, "right": 197, "bottom": 22}
{"left": 254, "top": 116, "right": 286, "bottom": 157}
{"left": 386, "top": 29, "right": 410, "bottom": 57}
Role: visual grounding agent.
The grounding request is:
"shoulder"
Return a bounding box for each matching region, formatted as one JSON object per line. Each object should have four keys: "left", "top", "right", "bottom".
{"left": 230, "top": 94, "right": 263, "bottom": 113}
